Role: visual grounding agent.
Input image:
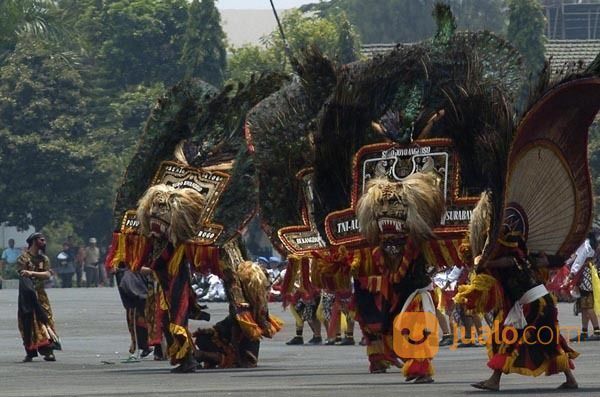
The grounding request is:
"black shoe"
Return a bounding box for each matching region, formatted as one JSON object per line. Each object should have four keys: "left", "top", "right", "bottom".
{"left": 571, "top": 334, "right": 586, "bottom": 342}
{"left": 140, "top": 348, "right": 153, "bottom": 358}
{"left": 325, "top": 339, "right": 336, "bottom": 345}
{"left": 439, "top": 334, "right": 453, "bottom": 346}
{"left": 286, "top": 336, "right": 304, "bottom": 345}
{"left": 170, "top": 357, "right": 198, "bottom": 373}
{"left": 338, "top": 337, "right": 355, "bottom": 345}
{"left": 43, "top": 354, "right": 56, "bottom": 362}
{"left": 307, "top": 336, "right": 322, "bottom": 345}
{"left": 22, "top": 355, "right": 33, "bottom": 362}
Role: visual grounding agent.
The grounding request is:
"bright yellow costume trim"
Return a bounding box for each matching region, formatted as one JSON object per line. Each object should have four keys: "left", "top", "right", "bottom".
{"left": 167, "top": 245, "right": 186, "bottom": 277}
{"left": 453, "top": 273, "right": 503, "bottom": 314}
{"left": 167, "top": 323, "right": 194, "bottom": 362}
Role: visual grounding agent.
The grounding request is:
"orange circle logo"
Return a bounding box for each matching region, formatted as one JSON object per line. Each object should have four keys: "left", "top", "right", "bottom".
{"left": 393, "top": 311, "right": 439, "bottom": 359}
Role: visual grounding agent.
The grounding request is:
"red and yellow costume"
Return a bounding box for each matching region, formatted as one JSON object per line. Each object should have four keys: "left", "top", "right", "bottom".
{"left": 455, "top": 231, "right": 578, "bottom": 377}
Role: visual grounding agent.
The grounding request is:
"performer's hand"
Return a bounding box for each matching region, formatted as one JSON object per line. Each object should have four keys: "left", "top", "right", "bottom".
{"left": 140, "top": 266, "right": 153, "bottom": 275}
{"left": 474, "top": 255, "right": 482, "bottom": 266}
{"left": 19, "top": 270, "right": 31, "bottom": 277}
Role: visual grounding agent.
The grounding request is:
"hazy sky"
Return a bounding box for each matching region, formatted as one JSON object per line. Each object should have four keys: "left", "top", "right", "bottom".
{"left": 217, "top": 0, "right": 312, "bottom": 9}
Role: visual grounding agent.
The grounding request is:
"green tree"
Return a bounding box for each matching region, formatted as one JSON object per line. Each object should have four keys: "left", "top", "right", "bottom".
{"left": 0, "top": 40, "right": 111, "bottom": 233}
{"left": 180, "top": 0, "right": 227, "bottom": 86}
{"left": 301, "top": 0, "right": 507, "bottom": 44}
{"left": 73, "top": 0, "right": 188, "bottom": 89}
{"left": 227, "top": 45, "right": 280, "bottom": 83}
{"left": 335, "top": 12, "right": 360, "bottom": 63}
{"left": 507, "top": 0, "right": 546, "bottom": 76}
{"left": 0, "top": 0, "right": 68, "bottom": 61}
{"left": 452, "top": 0, "right": 506, "bottom": 33}
{"left": 227, "top": 9, "right": 360, "bottom": 82}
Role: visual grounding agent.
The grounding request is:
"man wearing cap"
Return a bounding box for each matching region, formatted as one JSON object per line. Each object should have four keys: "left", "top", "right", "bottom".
{"left": 84, "top": 237, "right": 100, "bottom": 287}
{"left": 17, "top": 232, "right": 60, "bottom": 362}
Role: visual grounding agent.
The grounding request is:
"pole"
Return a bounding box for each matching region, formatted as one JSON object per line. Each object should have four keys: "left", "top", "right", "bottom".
{"left": 269, "top": 0, "right": 295, "bottom": 69}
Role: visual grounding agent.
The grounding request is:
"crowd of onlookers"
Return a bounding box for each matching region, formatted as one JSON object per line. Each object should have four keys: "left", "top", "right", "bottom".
{"left": 0, "top": 236, "right": 113, "bottom": 289}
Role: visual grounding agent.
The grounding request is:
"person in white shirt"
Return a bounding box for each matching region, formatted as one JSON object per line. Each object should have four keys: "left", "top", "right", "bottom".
{"left": 563, "top": 232, "right": 600, "bottom": 340}
{"left": 206, "top": 273, "right": 226, "bottom": 302}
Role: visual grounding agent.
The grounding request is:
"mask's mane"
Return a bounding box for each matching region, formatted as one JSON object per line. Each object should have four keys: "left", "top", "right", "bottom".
{"left": 137, "top": 184, "right": 204, "bottom": 246}
{"left": 356, "top": 173, "right": 445, "bottom": 245}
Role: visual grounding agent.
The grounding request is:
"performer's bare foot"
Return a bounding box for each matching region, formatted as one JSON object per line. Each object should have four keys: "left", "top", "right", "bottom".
{"left": 557, "top": 382, "right": 578, "bottom": 389}
{"left": 559, "top": 369, "right": 578, "bottom": 389}
{"left": 471, "top": 380, "right": 499, "bottom": 391}
{"left": 472, "top": 370, "right": 501, "bottom": 391}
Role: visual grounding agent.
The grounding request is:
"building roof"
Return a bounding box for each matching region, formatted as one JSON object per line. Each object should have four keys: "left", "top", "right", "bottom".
{"left": 546, "top": 39, "right": 600, "bottom": 74}
{"left": 360, "top": 43, "right": 410, "bottom": 58}
{"left": 361, "top": 40, "right": 600, "bottom": 75}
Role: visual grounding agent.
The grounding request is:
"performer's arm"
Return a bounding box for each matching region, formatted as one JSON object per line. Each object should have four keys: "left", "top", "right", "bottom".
{"left": 475, "top": 255, "right": 514, "bottom": 269}
{"left": 139, "top": 266, "right": 153, "bottom": 275}
{"left": 20, "top": 269, "right": 52, "bottom": 279}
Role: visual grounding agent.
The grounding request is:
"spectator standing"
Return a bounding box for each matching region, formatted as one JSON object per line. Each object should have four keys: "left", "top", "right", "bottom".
{"left": 84, "top": 237, "right": 100, "bottom": 287}
{"left": 1, "top": 238, "right": 22, "bottom": 287}
{"left": 55, "top": 242, "right": 75, "bottom": 288}
{"left": 66, "top": 236, "right": 84, "bottom": 287}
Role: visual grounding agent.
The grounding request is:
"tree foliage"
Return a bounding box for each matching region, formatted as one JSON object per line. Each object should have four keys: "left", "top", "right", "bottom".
{"left": 181, "top": 0, "right": 227, "bottom": 86}
{"left": 507, "top": 0, "right": 546, "bottom": 76}
{"left": 301, "top": 0, "right": 507, "bottom": 44}
{"left": 73, "top": 0, "right": 188, "bottom": 89}
{"left": 0, "top": 1, "right": 178, "bottom": 242}
{"left": 0, "top": 0, "right": 65, "bottom": 60}
{"left": 0, "top": 41, "right": 111, "bottom": 232}
{"left": 227, "top": 9, "right": 360, "bottom": 82}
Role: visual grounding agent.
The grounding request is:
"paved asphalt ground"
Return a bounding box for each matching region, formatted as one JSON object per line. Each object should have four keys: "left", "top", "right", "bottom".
{"left": 1, "top": 287, "right": 599, "bottom": 397}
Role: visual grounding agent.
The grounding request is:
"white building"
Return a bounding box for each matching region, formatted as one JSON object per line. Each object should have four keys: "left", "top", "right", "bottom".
{"left": 0, "top": 223, "right": 35, "bottom": 249}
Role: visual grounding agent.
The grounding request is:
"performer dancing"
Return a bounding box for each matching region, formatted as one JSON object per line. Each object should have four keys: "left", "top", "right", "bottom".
{"left": 284, "top": 260, "right": 322, "bottom": 346}
{"left": 458, "top": 192, "right": 578, "bottom": 391}
{"left": 17, "top": 232, "right": 61, "bottom": 362}
{"left": 113, "top": 263, "right": 154, "bottom": 359}
{"left": 136, "top": 184, "right": 208, "bottom": 373}
{"left": 354, "top": 172, "right": 445, "bottom": 382}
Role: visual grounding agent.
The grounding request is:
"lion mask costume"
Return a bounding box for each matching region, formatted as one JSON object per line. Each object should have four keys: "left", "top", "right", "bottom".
{"left": 136, "top": 184, "right": 204, "bottom": 246}
{"left": 357, "top": 172, "right": 445, "bottom": 256}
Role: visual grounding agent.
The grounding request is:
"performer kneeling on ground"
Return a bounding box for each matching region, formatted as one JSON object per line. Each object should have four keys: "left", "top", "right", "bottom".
{"left": 192, "top": 261, "right": 282, "bottom": 368}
